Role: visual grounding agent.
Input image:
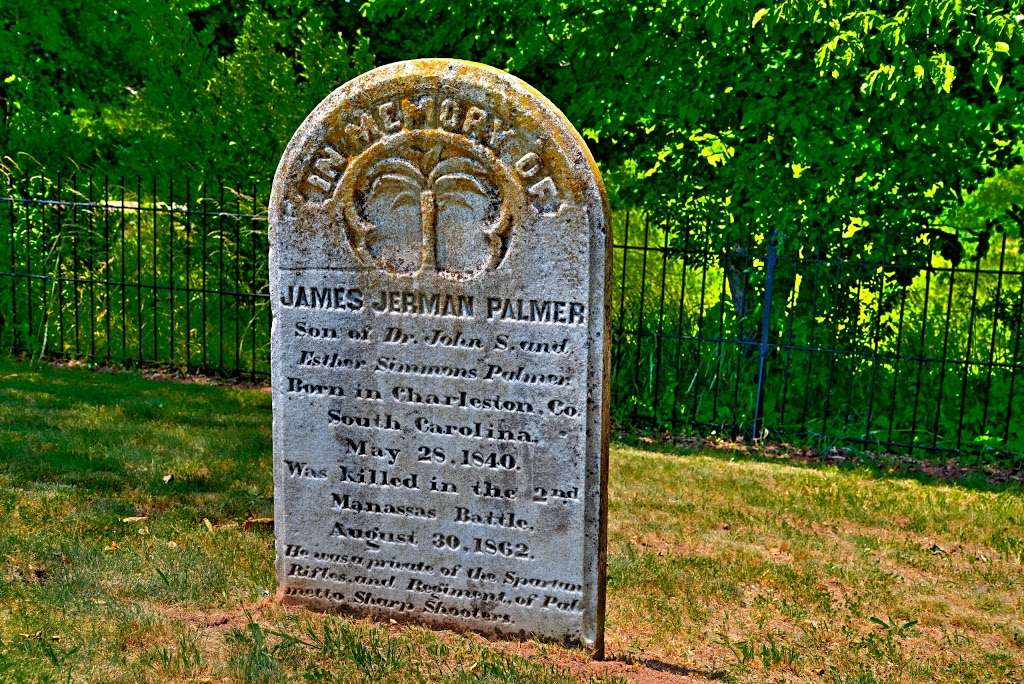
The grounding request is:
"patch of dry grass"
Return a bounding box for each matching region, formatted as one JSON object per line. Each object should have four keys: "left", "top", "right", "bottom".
{"left": 1, "top": 358, "right": 1021, "bottom": 682}
{"left": 606, "top": 447, "right": 1024, "bottom": 682}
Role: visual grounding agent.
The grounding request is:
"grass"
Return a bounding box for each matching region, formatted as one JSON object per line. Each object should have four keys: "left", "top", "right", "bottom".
{"left": 0, "top": 357, "right": 1022, "bottom": 683}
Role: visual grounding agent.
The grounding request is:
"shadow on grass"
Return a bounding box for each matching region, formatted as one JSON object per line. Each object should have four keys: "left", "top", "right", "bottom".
{"left": 614, "top": 431, "right": 1024, "bottom": 495}
{"left": 0, "top": 357, "right": 272, "bottom": 516}
{"left": 609, "top": 654, "right": 728, "bottom": 680}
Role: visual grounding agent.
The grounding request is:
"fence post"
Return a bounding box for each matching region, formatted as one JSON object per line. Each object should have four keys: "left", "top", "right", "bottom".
{"left": 752, "top": 230, "right": 777, "bottom": 440}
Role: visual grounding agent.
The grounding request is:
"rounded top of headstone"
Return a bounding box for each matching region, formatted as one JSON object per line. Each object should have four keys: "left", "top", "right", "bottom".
{"left": 269, "top": 58, "right": 608, "bottom": 280}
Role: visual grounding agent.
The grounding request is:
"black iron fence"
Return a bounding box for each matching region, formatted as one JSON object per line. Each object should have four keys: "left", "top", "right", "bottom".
{"left": 1, "top": 175, "right": 269, "bottom": 380}
{"left": 2, "top": 174, "right": 1022, "bottom": 460}
{"left": 610, "top": 211, "right": 1024, "bottom": 461}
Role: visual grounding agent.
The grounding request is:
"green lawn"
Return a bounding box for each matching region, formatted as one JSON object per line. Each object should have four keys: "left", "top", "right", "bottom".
{"left": 0, "top": 358, "right": 1021, "bottom": 683}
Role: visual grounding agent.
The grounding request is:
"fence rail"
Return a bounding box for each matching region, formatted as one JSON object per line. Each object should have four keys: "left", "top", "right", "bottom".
{"left": 2, "top": 174, "right": 1022, "bottom": 460}
{"left": 1, "top": 175, "right": 270, "bottom": 381}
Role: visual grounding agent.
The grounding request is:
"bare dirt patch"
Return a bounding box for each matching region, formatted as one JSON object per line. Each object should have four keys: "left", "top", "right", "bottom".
{"left": 144, "top": 595, "right": 277, "bottom": 630}
{"left": 494, "top": 638, "right": 722, "bottom": 683}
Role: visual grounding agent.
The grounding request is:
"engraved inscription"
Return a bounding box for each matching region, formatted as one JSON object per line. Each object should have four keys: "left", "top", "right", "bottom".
{"left": 270, "top": 59, "right": 609, "bottom": 653}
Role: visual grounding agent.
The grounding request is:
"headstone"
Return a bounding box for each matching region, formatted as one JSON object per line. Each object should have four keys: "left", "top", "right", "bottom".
{"left": 268, "top": 59, "right": 610, "bottom": 654}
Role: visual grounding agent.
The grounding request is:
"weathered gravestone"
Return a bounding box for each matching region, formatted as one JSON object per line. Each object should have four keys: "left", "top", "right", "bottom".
{"left": 268, "top": 59, "right": 610, "bottom": 653}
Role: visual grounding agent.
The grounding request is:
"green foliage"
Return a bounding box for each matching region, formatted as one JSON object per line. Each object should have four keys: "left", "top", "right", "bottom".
{"left": 4, "top": 1, "right": 1022, "bottom": 237}
{"left": 3, "top": 1, "right": 1024, "bottom": 457}
{"left": 11, "top": 1, "right": 1018, "bottom": 396}
{"left": 363, "top": 1, "right": 1022, "bottom": 241}
{"left": 1, "top": 1, "right": 372, "bottom": 181}
{"left": 4, "top": 1, "right": 1023, "bottom": 275}
{"left": 362, "top": 1, "right": 1024, "bottom": 368}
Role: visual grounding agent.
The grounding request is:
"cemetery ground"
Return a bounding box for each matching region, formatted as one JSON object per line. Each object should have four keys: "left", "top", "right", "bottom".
{"left": 0, "top": 358, "right": 1021, "bottom": 683}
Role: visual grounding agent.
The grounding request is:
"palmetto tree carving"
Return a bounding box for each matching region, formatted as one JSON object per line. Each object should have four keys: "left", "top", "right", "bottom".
{"left": 364, "top": 146, "right": 492, "bottom": 273}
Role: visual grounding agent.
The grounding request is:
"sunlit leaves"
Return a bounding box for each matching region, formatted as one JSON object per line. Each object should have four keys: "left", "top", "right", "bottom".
{"left": 690, "top": 133, "right": 735, "bottom": 168}
{"left": 2, "top": 0, "right": 1021, "bottom": 284}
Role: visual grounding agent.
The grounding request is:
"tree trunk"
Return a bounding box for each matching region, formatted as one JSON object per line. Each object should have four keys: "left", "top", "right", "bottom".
{"left": 723, "top": 245, "right": 756, "bottom": 352}
{"left": 419, "top": 190, "right": 436, "bottom": 272}
{"left": 0, "top": 83, "right": 9, "bottom": 153}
